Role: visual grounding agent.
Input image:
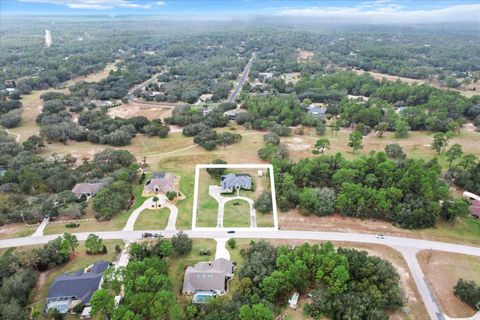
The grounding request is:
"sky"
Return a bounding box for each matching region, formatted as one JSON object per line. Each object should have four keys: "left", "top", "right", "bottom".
{"left": 1, "top": 0, "right": 480, "bottom": 23}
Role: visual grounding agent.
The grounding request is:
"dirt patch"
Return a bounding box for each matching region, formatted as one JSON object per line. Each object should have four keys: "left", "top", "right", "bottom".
{"left": 417, "top": 250, "right": 480, "bottom": 317}
{"left": 285, "top": 137, "right": 312, "bottom": 152}
{"left": 463, "top": 122, "right": 478, "bottom": 133}
{"left": 297, "top": 49, "right": 314, "bottom": 62}
{"left": 108, "top": 101, "right": 174, "bottom": 120}
{"left": 282, "top": 72, "right": 302, "bottom": 84}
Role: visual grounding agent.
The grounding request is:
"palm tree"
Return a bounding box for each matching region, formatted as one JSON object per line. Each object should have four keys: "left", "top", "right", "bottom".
{"left": 152, "top": 196, "right": 159, "bottom": 208}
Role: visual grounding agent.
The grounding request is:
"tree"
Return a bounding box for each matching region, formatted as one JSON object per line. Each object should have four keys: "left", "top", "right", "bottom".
{"left": 394, "top": 120, "right": 409, "bottom": 138}
{"left": 23, "top": 135, "right": 45, "bottom": 153}
{"left": 152, "top": 196, "right": 160, "bottom": 208}
{"left": 374, "top": 122, "right": 388, "bottom": 137}
{"left": 385, "top": 143, "right": 406, "bottom": 159}
{"left": 446, "top": 143, "right": 463, "bottom": 168}
{"left": 454, "top": 279, "right": 480, "bottom": 309}
{"left": 90, "top": 289, "right": 115, "bottom": 319}
{"left": 62, "top": 232, "right": 78, "bottom": 256}
{"left": 206, "top": 159, "right": 227, "bottom": 178}
{"left": 348, "top": 131, "right": 363, "bottom": 154}
{"left": 227, "top": 238, "right": 236, "bottom": 249}
{"left": 431, "top": 132, "right": 446, "bottom": 154}
{"left": 166, "top": 191, "right": 177, "bottom": 201}
{"left": 85, "top": 234, "right": 104, "bottom": 254}
{"left": 314, "top": 138, "right": 330, "bottom": 155}
{"left": 299, "top": 188, "right": 336, "bottom": 216}
{"left": 254, "top": 191, "right": 273, "bottom": 213}
{"left": 458, "top": 154, "right": 477, "bottom": 170}
{"left": 172, "top": 231, "right": 192, "bottom": 255}
{"left": 239, "top": 304, "right": 274, "bottom": 320}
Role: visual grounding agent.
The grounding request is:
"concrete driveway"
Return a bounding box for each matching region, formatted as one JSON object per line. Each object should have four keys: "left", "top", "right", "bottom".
{"left": 123, "top": 195, "right": 178, "bottom": 231}
{"left": 209, "top": 186, "right": 256, "bottom": 228}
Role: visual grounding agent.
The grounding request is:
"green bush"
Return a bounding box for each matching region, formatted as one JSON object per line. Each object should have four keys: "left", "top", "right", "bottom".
{"left": 65, "top": 222, "right": 80, "bottom": 228}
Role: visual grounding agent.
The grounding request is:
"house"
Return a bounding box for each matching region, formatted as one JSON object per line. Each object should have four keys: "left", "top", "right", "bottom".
{"left": 143, "top": 172, "right": 177, "bottom": 195}
{"left": 470, "top": 200, "right": 480, "bottom": 219}
{"left": 289, "top": 292, "right": 300, "bottom": 309}
{"left": 307, "top": 104, "right": 327, "bottom": 118}
{"left": 71, "top": 181, "right": 106, "bottom": 200}
{"left": 45, "top": 261, "right": 109, "bottom": 314}
{"left": 224, "top": 110, "right": 238, "bottom": 120}
{"left": 0, "top": 166, "right": 5, "bottom": 177}
{"left": 220, "top": 173, "right": 252, "bottom": 193}
{"left": 182, "top": 258, "right": 234, "bottom": 297}
{"left": 5, "top": 88, "right": 16, "bottom": 95}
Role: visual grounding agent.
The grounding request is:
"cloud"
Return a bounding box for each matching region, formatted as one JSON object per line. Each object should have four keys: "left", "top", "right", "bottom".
{"left": 156, "top": 1, "right": 165, "bottom": 5}
{"left": 18, "top": 0, "right": 152, "bottom": 10}
{"left": 275, "top": 3, "right": 480, "bottom": 23}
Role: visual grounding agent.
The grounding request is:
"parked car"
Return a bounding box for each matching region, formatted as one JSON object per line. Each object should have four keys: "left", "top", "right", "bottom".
{"left": 153, "top": 233, "right": 164, "bottom": 238}
{"left": 376, "top": 234, "right": 384, "bottom": 239}
{"left": 142, "top": 232, "right": 153, "bottom": 238}
{"left": 227, "top": 230, "right": 235, "bottom": 234}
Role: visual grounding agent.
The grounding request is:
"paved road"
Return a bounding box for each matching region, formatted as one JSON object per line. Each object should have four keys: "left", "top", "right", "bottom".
{"left": 31, "top": 217, "right": 49, "bottom": 237}
{"left": 127, "top": 73, "right": 162, "bottom": 101}
{"left": 2, "top": 229, "right": 479, "bottom": 319}
{"left": 227, "top": 53, "right": 255, "bottom": 103}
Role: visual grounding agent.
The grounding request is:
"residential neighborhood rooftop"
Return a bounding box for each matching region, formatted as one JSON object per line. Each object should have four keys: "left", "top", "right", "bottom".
{"left": 182, "top": 258, "right": 234, "bottom": 295}
{"left": 220, "top": 173, "right": 252, "bottom": 193}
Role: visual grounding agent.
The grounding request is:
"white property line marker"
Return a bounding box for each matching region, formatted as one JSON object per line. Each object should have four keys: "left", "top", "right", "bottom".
{"left": 192, "top": 164, "right": 279, "bottom": 231}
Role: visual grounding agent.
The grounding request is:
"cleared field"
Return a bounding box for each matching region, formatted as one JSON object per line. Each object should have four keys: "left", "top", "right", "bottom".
{"left": 223, "top": 199, "right": 250, "bottom": 227}
{"left": 417, "top": 250, "right": 480, "bottom": 317}
{"left": 280, "top": 210, "right": 480, "bottom": 246}
{"left": 134, "top": 208, "right": 170, "bottom": 230}
{"left": 108, "top": 101, "right": 174, "bottom": 120}
{"left": 196, "top": 170, "right": 219, "bottom": 228}
{"left": 283, "top": 126, "right": 480, "bottom": 170}
{"left": 352, "top": 69, "right": 480, "bottom": 98}
{"left": 29, "top": 240, "right": 124, "bottom": 317}
{"left": 0, "top": 223, "right": 37, "bottom": 240}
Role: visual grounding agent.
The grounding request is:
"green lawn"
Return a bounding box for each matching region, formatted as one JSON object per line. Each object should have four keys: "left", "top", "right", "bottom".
{"left": 223, "top": 199, "right": 251, "bottom": 227}
{"left": 256, "top": 212, "right": 275, "bottom": 228}
{"left": 196, "top": 172, "right": 219, "bottom": 228}
{"left": 134, "top": 208, "right": 170, "bottom": 230}
{"left": 29, "top": 240, "right": 124, "bottom": 317}
{"left": 168, "top": 239, "right": 217, "bottom": 297}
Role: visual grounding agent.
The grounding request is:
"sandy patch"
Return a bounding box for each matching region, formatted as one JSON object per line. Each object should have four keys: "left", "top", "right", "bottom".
{"left": 417, "top": 250, "right": 480, "bottom": 318}
{"left": 108, "top": 102, "right": 174, "bottom": 120}
{"left": 285, "top": 137, "right": 311, "bottom": 151}
{"left": 297, "top": 49, "right": 314, "bottom": 62}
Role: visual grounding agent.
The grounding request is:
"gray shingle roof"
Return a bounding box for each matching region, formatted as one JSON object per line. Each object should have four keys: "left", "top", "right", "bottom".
{"left": 220, "top": 173, "right": 252, "bottom": 192}
{"left": 71, "top": 182, "right": 106, "bottom": 199}
{"left": 307, "top": 105, "right": 327, "bottom": 116}
{"left": 47, "top": 261, "right": 109, "bottom": 304}
{"left": 182, "top": 258, "right": 234, "bottom": 294}
{"left": 144, "top": 173, "right": 176, "bottom": 194}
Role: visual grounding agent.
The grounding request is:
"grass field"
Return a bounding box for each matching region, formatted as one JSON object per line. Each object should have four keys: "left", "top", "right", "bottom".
{"left": 29, "top": 240, "right": 124, "bottom": 317}
{"left": 196, "top": 170, "right": 220, "bottom": 228}
{"left": 418, "top": 250, "right": 480, "bottom": 317}
{"left": 0, "top": 223, "right": 38, "bottom": 239}
{"left": 223, "top": 200, "right": 251, "bottom": 227}
{"left": 280, "top": 211, "right": 480, "bottom": 246}
{"left": 134, "top": 208, "right": 170, "bottom": 230}
{"left": 169, "top": 239, "right": 216, "bottom": 298}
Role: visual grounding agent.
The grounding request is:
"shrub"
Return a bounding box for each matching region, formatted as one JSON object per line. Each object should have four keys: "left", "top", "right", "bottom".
{"left": 166, "top": 191, "right": 177, "bottom": 201}
{"left": 199, "top": 249, "right": 212, "bottom": 256}
{"left": 65, "top": 222, "right": 80, "bottom": 228}
{"left": 227, "top": 238, "right": 236, "bottom": 249}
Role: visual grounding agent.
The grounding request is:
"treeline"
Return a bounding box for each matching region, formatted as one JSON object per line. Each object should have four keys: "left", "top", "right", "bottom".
{"left": 447, "top": 154, "right": 480, "bottom": 195}
{"left": 0, "top": 131, "right": 138, "bottom": 224}
{"left": 0, "top": 91, "right": 23, "bottom": 129}
{"left": 0, "top": 233, "right": 79, "bottom": 319}
{"left": 272, "top": 150, "right": 461, "bottom": 229}
{"left": 168, "top": 104, "right": 242, "bottom": 150}
{"left": 37, "top": 92, "right": 169, "bottom": 146}
{"left": 188, "top": 240, "right": 403, "bottom": 319}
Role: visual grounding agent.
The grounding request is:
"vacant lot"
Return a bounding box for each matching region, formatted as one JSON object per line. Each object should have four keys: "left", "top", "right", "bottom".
{"left": 108, "top": 101, "right": 174, "bottom": 120}
{"left": 297, "top": 49, "right": 314, "bottom": 62}
{"left": 196, "top": 170, "right": 219, "bottom": 228}
{"left": 224, "top": 199, "right": 250, "bottom": 227}
{"left": 352, "top": 69, "right": 479, "bottom": 98}
{"left": 134, "top": 208, "right": 170, "bottom": 230}
{"left": 280, "top": 210, "right": 480, "bottom": 246}
{"left": 0, "top": 223, "right": 37, "bottom": 240}
{"left": 417, "top": 250, "right": 480, "bottom": 317}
